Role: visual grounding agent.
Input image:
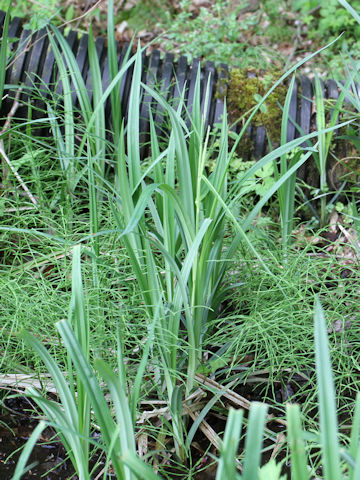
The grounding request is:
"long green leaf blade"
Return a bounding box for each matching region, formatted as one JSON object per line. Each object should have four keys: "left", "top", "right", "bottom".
{"left": 314, "top": 297, "right": 341, "bottom": 480}
{"left": 216, "top": 408, "right": 243, "bottom": 480}
{"left": 287, "top": 404, "right": 309, "bottom": 480}
{"left": 242, "top": 402, "right": 268, "bottom": 480}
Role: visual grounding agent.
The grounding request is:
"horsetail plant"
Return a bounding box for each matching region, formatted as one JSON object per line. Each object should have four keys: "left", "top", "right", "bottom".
{"left": 272, "top": 298, "right": 360, "bottom": 479}
{"left": 216, "top": 298, "right": 360, "bottom": 479}
{"left": 19, "top": 286, "right": 360, "bottom": 478}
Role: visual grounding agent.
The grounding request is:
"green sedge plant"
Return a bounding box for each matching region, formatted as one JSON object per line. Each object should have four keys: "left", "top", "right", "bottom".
{"left": 271, "top": 65, "right": 353, "bottom": 234}
{"left": 334, "top": 0, "right": 360, "bottom": 256}
{"left": 43, "top": 9, "right": 137, "bottom": 263}
{"left": 274, "top": 75, "right": 304, "bottom": 256}
{"left": 12, "top": 246, "right": 269, "bottom": 479}
{"left": 305, "top": 0, "right": 360, "bottom": 227}
{"left": 20, "top": 246, "right": 92, "bottom": 480}
{"left": 112, "top": 50, "right": 310, "bottom": 387}
{"left": 220, "top": 36, "right": 352, "bottom": 237}
{"left": 45, "top": 24, "right": 108, "bottom": 260}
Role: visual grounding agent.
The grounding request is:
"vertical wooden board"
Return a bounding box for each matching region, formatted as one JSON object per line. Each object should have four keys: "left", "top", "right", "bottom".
{"left": 71, "top": 34, "right": 89, "bottom": 106}
{"left": 0, "top": 10, "right": 5, "bottom": 28}
{"left": 326, "top": 79, "right": 339, "bottom": 101}
{"left": 212, "top": 63, "right": 228, "bottom": 126}
{"left": 297, "top": 75, "right": 313, "bottom": 180}
{"left": 140, "top": 49, "right": 160, "bottom": 156}
{"left": 6, "top": 18, "right": 27, "bottom": 86}
{"left": 140, "top": 50, "right": 160, "bottom": 133}
{"left": 172, "top": 55, "right": 188, "bottom": 112}
{"left": 254, "top": 125, "right": 266, "bottom": 159}
{"left": 23, "top": 29, "right": 49, "bottom": 109}
{"left": 299, "top": 76, "right": 312, "bottom": 141}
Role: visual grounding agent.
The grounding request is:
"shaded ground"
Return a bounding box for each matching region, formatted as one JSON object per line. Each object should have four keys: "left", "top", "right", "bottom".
{"left": 0, "top": 395, "right": 75, "bottom": 479}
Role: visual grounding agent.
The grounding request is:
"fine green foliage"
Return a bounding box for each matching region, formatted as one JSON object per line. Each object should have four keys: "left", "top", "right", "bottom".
{"left": 218, "top": 298, "right": 360, "bottom": 479}
{"left": 0, "top": 0, "right": 60, "bottom": 29}
{"left": 19, "top": 286, "right": 360, "bottom": 479}
{"left": 291, "top": 0, "right": 360, "bottom": 73}
{"left": 280, "top": 298, "right": 360, "bottom": 480}
{"left": 293, "top": 0, "right": 360, "bottom": 41}
{"left": 161, "top": 0, "right": 270, "bottom": 68}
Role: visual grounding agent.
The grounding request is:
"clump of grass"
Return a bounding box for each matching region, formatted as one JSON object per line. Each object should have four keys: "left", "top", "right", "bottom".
{"left": 208, "top": 241, "right": 360, "bottom": 432}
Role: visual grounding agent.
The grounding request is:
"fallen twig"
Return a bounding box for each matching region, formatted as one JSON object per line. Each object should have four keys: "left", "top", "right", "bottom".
{"left": 195, "top": 373, "right": 287, "bottom": 428}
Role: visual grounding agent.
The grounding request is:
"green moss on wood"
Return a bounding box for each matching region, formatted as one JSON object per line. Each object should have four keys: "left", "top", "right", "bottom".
{"left": 218, "top": 67, "right": 288, "bottom": 158}
{"left": 230, "top": 69, "right": 287, "bottom": 134}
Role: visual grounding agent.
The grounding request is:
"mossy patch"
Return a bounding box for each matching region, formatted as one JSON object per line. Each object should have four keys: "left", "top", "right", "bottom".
{"left": 218, "top": 68, "right": 288, "bottom": 159}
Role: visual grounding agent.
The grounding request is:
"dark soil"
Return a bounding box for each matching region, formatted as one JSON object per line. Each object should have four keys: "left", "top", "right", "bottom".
{"left": 0, "top": 395, "right": 77, "bottom": 479}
